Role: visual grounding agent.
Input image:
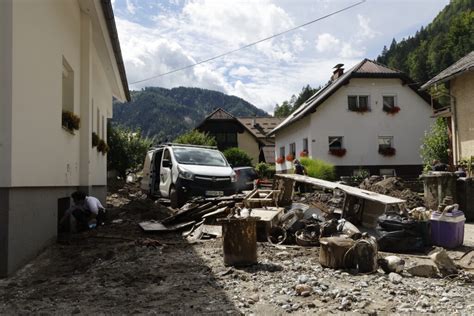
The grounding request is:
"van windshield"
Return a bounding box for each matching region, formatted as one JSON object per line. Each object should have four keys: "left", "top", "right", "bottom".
{"left": 173, "top": 147, "right": 228, "bottom": 167}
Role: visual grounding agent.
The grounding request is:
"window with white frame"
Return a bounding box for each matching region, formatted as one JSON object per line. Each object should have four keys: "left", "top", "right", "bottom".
{"left": 348, "top": 95, "right": 369, "bottom": 111}
{"left": 328, "top": 136, "right": 343, "bottom": 150}
{"left": 378, "top": 136, "right": 393, "bottom": 150}
{"left": 382, "top": 95, "right": 396, "bottom": 111}
{"left": 62, "top": 58, "right": 74, "bottom": 113}
{"left": 302, "top": 138, "right": 308, "bottom": 152}
{"left": 289, "top": 143, "right": 296, "bottom": 156}
{"left": 279, "top": 146, "right": 285, "bottom": 158}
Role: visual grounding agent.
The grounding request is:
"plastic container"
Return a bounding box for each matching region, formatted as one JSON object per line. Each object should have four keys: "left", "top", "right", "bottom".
{"left": 430, "top": 210, "right": 465, "bottom": 248}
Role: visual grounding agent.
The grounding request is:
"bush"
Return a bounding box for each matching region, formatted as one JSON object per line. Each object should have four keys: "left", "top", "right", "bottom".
{"left": 420, "top": 117, "right": 449, "bottom": 169}
{"left": 107, "top": 123, "right": 154, "bottom": 179}
{"left": 300, "top": 157, "right": 335, "bottom": 180}
{"left": 255, "top": 162, "right": 276, "bottom": 179}
{"left": 174, "top": 130, "right": 217, "bottom": 146}
{"left": 223, "top": 147, "right": 253, "bottom": 167}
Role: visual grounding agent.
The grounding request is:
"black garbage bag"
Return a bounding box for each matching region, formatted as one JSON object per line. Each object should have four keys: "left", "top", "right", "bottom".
{"left": 377, "top": 229, "right": 425, "bottom": 253}
{"left": 378, "top": 214, "right": 418, "bottom": 231}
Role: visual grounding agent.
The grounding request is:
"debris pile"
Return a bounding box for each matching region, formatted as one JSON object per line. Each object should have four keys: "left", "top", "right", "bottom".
{"left": 359, "top": 176, "right": 424, "bottom": 209}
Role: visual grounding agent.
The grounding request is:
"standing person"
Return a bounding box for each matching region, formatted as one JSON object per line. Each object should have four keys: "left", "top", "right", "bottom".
{"left": 293, "top": 159, "right": 307, "bottom": 193}
{"left": 60, "top": 191, "right": 106, "bottom": 232}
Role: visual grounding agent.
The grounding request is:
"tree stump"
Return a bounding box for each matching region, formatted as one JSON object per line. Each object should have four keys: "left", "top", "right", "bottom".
{"left": 274, "top": 176, "right": 294, "bottom": 207}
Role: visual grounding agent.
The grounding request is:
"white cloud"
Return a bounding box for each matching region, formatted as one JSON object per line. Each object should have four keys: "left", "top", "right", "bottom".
{"left": 114, "top": 0, "right": 448, "bottom": 114}
{"left": 357, "top": 14, "right": 380, "bottom": 40}
{"left": 126, "top": 0, "right": 136, "bottom": 14}
{"left": 316, "top": 33, "right": 340, "bottom": 53}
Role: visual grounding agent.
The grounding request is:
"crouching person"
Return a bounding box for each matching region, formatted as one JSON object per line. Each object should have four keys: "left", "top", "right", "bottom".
{"left": 60, "top": 191, "right": 106, "bottom": 232}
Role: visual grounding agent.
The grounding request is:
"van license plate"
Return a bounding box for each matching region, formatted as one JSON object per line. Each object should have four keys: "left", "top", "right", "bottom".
{"left": 206, "top": 190, "right": 224, "bottom": 196}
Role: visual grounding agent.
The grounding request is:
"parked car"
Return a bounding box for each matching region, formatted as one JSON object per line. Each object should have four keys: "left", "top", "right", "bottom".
{"left": 141, "top": 144, "right": 237, "bottom": 208}
{"left": 233, "top": 166, "right": 258, "bottom": 192}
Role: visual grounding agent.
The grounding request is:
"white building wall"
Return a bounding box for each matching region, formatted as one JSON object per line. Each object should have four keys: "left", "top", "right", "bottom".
{"left": 9, "top": 0, "right": 113, "bottom": 188}
{"left": 0, "top": 0, "right": 13, "bottom": 188}
{"left": 275, "top": 78, "right": 434, "bottom": 173}
{"left": 10, "top": 0, "right": 82, "bottom": 187}
{"left": 275, "top": 116, "right": 311, "bottom": 172}
{"left": 90, "top": 42, "right": 112, "bottom": 186}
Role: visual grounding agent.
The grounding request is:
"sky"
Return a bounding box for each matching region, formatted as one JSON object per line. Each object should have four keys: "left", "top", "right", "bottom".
{"left": 111, "top": 0, "right": 449, "bottom": 114}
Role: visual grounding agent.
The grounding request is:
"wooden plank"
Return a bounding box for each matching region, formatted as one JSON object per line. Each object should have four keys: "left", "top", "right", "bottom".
{"left": 276, "top": 174, "right": 405, "bottom": 205}
{"left": 139, "top": 220, "right": 195, "bottom": 232}
{"left": 202, "top": 224, "right": 222, "bottom": 237}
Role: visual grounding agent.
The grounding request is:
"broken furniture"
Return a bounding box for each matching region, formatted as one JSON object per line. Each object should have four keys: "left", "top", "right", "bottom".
{"left": 275, "top": 174, "right": 406, "bottom": 229}
{"left": 243, "top": 189, "right": 281, "bottom": 208}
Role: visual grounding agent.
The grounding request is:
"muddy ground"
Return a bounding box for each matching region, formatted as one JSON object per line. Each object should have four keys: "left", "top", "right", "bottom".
{"left": 1, "top": 182, "right": 474, "bottom": 315}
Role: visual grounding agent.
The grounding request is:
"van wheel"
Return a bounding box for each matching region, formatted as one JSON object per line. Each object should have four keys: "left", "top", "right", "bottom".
{"left": 170, "top": 186, "right": 183, "bottom": 209}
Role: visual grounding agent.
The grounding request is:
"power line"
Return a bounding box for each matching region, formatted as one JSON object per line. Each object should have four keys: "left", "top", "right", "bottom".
{"left": 130, "top": 0, "right": 366, "bottom": 85}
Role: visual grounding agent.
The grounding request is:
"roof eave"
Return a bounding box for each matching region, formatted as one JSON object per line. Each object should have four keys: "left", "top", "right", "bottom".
{"left": 100, "top": 0, "right": 131, "bottom": 102}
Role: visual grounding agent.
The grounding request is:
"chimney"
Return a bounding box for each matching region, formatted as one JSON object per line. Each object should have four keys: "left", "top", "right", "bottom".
{"left": 331, "top": 63, "right": 344, "bottom": 81}
{"left": 252, "top": 116, "right": 256, "bottom": 126}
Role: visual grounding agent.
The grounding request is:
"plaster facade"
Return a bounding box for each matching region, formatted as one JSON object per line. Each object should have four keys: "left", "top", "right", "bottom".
{"left": 451, "top": 71, "right": 474, "bottom": 161}
{"left": 275, "top": 78, "right": 434, "bottom": 178}
{"left": 0, "top": 0, "right": 128, "bottom": 276}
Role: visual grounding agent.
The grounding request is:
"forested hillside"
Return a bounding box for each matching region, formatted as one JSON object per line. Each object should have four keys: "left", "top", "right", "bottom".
{"left": 113, "top": 87, "right": 268, "bottom": 142}
{"left": 377, "top": 0, "right": 473, "bottom": 83}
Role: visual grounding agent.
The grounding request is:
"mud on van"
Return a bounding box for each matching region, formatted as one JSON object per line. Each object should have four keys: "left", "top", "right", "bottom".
{"left": 141, "top": 144, "right": 237, "bottom": 208}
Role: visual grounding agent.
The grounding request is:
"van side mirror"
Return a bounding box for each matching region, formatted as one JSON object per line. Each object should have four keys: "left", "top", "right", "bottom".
{"left": 162, "top": 159, "right": 172, "bottom": 168}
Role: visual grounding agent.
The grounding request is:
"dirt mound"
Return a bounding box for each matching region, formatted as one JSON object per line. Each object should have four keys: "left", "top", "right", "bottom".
{"left": 359, "top": 176, "right": 424, "bottom": 209}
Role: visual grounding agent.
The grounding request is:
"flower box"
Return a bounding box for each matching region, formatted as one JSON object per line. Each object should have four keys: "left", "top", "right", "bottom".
{"left": 62, "top": 110, "right": 80, "bottom": 131}
{"left": 92, "top": 132, "right": 99, "bottom": 147}
{"left": 329, "top": 148, "right": 346, "bottom": 157}
{"left": 276, "top": 156, "right": 285, "bottom": 164}
{"left": 286, "top": 154, "right": 295, "bottom": 162}
{"left": 379, "top": 147, "right": 396, "bottom": 156}
{"left": 97, "top": 139, "right": 109, "bottom": 155}
{"left": 350, "top": 105, "right": 370, "bottom": 113}
{"left": 383, "top": 106, "right": 400, "bottom": 115}
{"left": 300, "top": 150, "right": 308, "bottom": 157}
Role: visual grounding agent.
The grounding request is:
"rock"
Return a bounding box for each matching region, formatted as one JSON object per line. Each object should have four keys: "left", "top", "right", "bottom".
{"left": 248, "top": 294, "right": 260, "bottom": 303}
{"left": 295, "top": 284, "right": 312, "bottom": 296}
{"left": 297, "top": 275, "right": 309, "bottom": 284}
{"left": 407, "top": 262, "right": 439, "bottom": 278}
{"left": 72, "top": 307, "right": 81, "bottom": 314}
{"left": 301, "top": 291, "right": 311, "bottom": 297}
{"left": 378, "top": 256, "right": 405, "bottom": 274}
{"left": 339, "top": 297, "right": 351, "bottom": 310}
{"left": 276, "top": 251, "right": 290, "bottom": 257}
{"left": 430, "top": 248, "right": 458, "bottom": 276}
{"left": 388, "top": 272, "right": 402, "bottom": 284}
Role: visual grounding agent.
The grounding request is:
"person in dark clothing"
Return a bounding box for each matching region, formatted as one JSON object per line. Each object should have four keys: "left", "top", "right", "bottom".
{"left": 293, "top": 159, "right": 307, "bottom": 193}
{"left": 60, "top": 191, "right": 106, "bottom": 232}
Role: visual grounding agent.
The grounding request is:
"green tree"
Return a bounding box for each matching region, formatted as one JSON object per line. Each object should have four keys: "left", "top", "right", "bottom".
{"left": 107, "top": 124, "right": 154, "bottom": 179}
{"left": 274, "top": 101, "right": 293, "bottom": 118}
{"left": 174, "top": 130, "right": 217, "bottom": 146}
{"left": 420, "top": 117, "right": 450, "bottom": 168}
{"left": 222, "top": 147, "right": 253, "bottom": 167}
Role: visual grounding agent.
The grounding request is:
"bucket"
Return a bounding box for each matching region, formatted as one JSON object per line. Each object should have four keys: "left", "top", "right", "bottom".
{"left": 218, "top": 217, "right": 259, "bottom": 266}
{"left": 430, "top": 209, "right": 465, "bottom": 248}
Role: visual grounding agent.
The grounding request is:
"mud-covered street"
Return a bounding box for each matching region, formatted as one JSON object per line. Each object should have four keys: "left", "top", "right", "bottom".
{"left": 1, "top": 183, "right": 474, "bottom": 315}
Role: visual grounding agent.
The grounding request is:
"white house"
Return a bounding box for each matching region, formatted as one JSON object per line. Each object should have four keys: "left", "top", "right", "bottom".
{"left": 270, "top": 59, "right": 434, "bottom": 178}
{"left": 0, "top": 0, "right": 130, "bottom": 276}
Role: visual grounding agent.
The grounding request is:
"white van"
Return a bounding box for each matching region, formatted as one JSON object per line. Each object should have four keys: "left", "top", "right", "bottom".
{"left": 141, "top": 144, "right": 237, "bottom": 208}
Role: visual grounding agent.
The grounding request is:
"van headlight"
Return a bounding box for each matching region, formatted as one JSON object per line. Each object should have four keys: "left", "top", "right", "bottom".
{"left": 178, "top": 166, "right": 194, "bottom": 180}
{"left": 230, "top": 172, "right": 237, "bottom": 183}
